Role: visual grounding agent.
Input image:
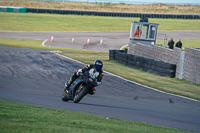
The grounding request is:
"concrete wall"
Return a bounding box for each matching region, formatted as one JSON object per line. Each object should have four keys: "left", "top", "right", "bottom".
{"left": 128, "top": 43, "right": 182, "bottom": 78}
{"left": 128, "top": 43, "right": 200, "bottom": 84}
{"left": 183, "top": 47, "right": 200, "bottom": 84}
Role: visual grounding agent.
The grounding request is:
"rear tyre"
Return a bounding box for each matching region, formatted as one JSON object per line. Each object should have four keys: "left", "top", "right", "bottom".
{"left": 61, "top": 90, "right": 69, "bottom": 102}
{"left": 73, "top": 85, "right": 88, "bottom": 103}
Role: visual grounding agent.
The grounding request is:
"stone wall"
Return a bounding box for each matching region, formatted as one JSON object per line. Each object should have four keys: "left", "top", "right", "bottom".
{"left": 128, "top": 43, "right": 182, "bottom": 78}
{"left": 183, "top": 47, "right": 200, "bottom": 84}
{"left": 109, "top": 50, "right": 176, "bottom": 78}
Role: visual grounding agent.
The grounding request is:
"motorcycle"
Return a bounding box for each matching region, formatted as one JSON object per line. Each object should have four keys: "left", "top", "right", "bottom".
{"left": 61, "top": 71, "right": 97, "bottom": 103}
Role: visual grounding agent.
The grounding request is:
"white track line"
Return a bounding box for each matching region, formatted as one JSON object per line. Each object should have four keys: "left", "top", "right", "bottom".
{"left": 51, "top": 51, "right": 199, "bottom": 103}
{"left": 42, "top": 39, "right": 48, "bottom": 47}
{"left": 120, "top": 44, "right": 128, "bottom": 50}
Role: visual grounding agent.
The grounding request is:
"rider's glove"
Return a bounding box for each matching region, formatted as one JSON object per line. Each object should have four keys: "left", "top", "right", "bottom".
{"left": 76, "top": 69, "right": 83, "bottom": 76}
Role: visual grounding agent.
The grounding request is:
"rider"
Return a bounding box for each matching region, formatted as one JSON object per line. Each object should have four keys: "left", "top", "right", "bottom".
{"left": 64, "top": 60, "right": 103, "bottom": 95}
{"left": 134, "top": 26, "right": 141, "bottom": 37}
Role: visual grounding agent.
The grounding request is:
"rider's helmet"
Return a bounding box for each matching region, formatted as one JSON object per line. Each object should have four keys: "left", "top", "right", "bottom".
{"left": 94, "top": 60, "right": 103, "bottom": 71}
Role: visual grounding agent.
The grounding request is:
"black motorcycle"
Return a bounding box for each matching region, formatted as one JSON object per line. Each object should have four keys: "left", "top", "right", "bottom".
{"left": 61, "top": 71, "right": 97, "bottom": 103}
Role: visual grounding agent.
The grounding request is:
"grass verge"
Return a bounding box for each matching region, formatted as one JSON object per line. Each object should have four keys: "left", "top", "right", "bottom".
{"left": 1, "top": 0, "right": 200, "bottom": 14}
{"left": 156, "top": 39, "right": 200, "bottom": 49}
{"left": 1, "top": 12, "right": 200, "bottom": 31}
{"left": 121, "top": 39, "right": 200, "bottom": 49}
{"left": 0, "top": 38, "right": 199, "bottom": 101}
{"left": 0, "top": 99, "right": 192, "bottom": 133}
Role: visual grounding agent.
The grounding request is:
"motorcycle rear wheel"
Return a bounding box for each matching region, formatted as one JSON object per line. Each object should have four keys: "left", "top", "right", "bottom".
{"left": 61, "top": 90, "right": 69, "bottom": 102}
{"left": 73, "top": 84, "right": 87, "bottom": 103}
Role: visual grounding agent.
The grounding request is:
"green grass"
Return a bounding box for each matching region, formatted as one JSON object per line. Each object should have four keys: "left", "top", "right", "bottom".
{"left": 0, "top": 99, "right": 192, "bottom": 133}
{"left": 0, "top": 38, "right": 200, "bottom": 101}
{"left": 0, "top": 38, "right": 104, "bottom": 53}
{"left": 1, "top": 12, "right": 200, "bottom": 31}
{"left": 0, "top": 12, "right": 199, "bottom": 132}
{"left": 156, "top": 38, "right": 200, "bottom": 49}
{"left": 123, "top": 39, "right": 200, "bottom": 49}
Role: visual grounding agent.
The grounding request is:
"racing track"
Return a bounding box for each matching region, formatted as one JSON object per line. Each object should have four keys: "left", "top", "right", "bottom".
{"left": 0, "top": 46, "right": 200, "bottom": 132}
{"left": 1, "top": 31, "right": 200, "bottom": 52}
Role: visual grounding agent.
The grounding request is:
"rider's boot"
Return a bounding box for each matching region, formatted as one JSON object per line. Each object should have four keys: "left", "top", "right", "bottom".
{"left": 64, "top": 81, "right": 71, "bottom": 91}
{"left": 64, "top": 72, "right": 78, "bottom": 91}
{"left": 89, "top": 87, "right": 96, "bottom": 95}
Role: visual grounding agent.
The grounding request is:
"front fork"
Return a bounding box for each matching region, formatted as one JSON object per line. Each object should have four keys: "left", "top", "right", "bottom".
{"left": 75, "top": 83, "right": 84, "bottom": 94}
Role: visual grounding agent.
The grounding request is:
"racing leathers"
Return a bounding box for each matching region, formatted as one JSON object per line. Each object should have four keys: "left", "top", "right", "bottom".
{"left": 65, "top": 64, "right": 103, "bottom": 94}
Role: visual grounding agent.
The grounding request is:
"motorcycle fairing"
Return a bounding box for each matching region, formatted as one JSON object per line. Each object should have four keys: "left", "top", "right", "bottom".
{"left": 67, "top": 78, "right": 84, "bottom": 100}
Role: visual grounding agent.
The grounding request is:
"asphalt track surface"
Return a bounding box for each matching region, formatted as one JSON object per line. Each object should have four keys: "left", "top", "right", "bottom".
{"left": 0, "top": 46, "right": 200, "bottom": 132}
{"left": 0, "top": 31, "right": 200, "bottom": 132}
{"left": 1, "top": 31, "right": 200, "bottom": 52}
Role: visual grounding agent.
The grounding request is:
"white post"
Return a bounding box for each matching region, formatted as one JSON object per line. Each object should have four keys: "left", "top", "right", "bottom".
{"left": 165, "top": 34, "right": 168, "bottom": 46}
{"left": 178, "top": 51, "right": 185, "bottom": 79}
{"left": 130, "top": 22, "right": 134, "bottom": 43}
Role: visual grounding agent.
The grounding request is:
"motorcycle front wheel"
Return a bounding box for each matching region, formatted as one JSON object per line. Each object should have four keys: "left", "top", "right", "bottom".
{"left": 61, "top": 90, "right": 69, "bottom": 102}
{"left": 73, "top": 84, "right": 87, "bottom": 103}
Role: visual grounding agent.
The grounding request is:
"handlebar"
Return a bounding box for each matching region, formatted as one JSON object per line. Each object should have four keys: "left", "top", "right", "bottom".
{"left": 82, "top": 71, "right": 97, "bottom": 87}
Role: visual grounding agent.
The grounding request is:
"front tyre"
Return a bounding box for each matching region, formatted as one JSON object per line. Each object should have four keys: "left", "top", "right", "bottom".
{"left": 61, "top": 90, "right": 69, "bottom": 102}
{"left": 73, "top": 84, "right": 87, "bottom": 103}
